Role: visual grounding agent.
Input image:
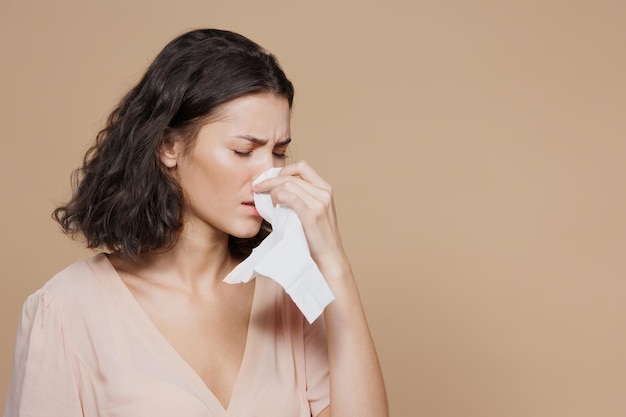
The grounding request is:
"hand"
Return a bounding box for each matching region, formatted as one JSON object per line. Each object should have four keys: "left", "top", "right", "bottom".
{"left": 252, "top": 161, "right": 349, "bottom": 277}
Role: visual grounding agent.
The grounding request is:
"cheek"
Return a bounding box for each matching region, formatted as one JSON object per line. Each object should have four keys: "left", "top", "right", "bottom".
{"left": 210, "top": 150, "right": 249, "bottom": 183}
{"left": 188, "top": 148, "right": 251, "bottom": 194}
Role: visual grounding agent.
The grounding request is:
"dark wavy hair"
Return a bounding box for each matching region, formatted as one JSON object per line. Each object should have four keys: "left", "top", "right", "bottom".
{"left": 52, "top": 29, "right": 294, "bottom": 259}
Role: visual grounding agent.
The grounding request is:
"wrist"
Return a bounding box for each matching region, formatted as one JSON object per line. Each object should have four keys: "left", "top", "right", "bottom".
{"left": 315, "top": 254, "right": 353, "bottom": 283}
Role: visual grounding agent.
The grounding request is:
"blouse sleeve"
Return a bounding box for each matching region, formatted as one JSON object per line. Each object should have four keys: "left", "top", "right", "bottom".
{"left": 303, "top": 315, "right": 330, "bottom": 417}
{"left": 5, "top": 290, "right": 84, "bottom": 417}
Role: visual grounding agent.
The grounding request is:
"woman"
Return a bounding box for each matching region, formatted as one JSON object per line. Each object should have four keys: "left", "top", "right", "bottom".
{"left": 5, "top": 29, "right": 388, "bottom": 417}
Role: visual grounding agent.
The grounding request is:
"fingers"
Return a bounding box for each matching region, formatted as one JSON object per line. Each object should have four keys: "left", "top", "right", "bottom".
{"left": 253, "top": 162, "right": 331, "bottom": 219}
{"left": 253, "top": 161, "right": 350, "bottom": 276}
{"left": 252, "top": 161, "right": 343, "bottom": 259}
{"left": 281, "top": 160, "right": 331, "bottom": 191}
{"left": 253, "top": 160, "right": 331, "bottom": 194}
{"left": 269, "top": 177, "right": 332, "bottom": 224}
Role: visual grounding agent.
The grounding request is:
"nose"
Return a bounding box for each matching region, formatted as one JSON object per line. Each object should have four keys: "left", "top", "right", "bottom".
{"left": 252, "top": 152, "right": 278, "bottom": 181}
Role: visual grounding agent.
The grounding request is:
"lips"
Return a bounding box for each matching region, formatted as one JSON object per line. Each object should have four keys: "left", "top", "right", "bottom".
{"left": 242, "top": 201, "right": 260, "bottom": 217}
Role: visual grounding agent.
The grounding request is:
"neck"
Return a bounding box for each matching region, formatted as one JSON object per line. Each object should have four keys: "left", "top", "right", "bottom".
{"left": 113, "top": 224, "right": 237, "bottom": 294}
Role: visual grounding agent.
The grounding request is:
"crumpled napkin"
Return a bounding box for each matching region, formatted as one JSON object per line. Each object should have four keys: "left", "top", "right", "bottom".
{"left": 223, "top": 168, "right": 335, "bottom": 323}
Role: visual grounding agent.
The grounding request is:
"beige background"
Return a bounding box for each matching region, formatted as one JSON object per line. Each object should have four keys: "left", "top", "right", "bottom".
{"left": 2, "top": 1, "right": 625, "bottom": 416}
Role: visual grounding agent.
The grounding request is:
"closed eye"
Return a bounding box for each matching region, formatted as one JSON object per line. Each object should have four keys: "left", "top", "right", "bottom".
{"left": 272, "top": 139, "right": 291, "bottom": 159}
{"left": 232, "top": 137, "right": 292, "bottom": 158}
{"left": 234, "top": 150, "right": 288, "bottom": 159}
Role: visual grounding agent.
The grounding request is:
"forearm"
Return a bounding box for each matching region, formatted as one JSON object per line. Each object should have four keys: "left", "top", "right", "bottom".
{"left": 321, "top": 261, "right": 389, "bottom": 417}
{"left": 254, "top": 161, "right": 389, "bottom": 416}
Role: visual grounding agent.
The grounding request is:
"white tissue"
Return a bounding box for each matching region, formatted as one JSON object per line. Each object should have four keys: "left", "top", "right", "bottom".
{"left": 223, "top": 168, "right": 335, "bottom": 323}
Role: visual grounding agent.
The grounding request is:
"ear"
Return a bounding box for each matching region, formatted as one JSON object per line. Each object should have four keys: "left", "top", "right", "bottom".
{"left": 159, "top": 138, "right": 182, "bottom": 168}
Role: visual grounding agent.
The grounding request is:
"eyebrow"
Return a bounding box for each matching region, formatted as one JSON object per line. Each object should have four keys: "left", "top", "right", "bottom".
{"left": 235, "top": 135, "right": 292, "bottom": 146}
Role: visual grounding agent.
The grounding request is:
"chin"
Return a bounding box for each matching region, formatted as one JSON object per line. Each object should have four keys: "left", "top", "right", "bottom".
{"left": 229, "top": 222, "right": 264, "bottom": 240}
{"left": 232, "top": 230, "right": 261, "bottom": 239}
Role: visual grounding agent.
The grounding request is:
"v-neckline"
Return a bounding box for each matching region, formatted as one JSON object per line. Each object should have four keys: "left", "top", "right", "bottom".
{"left": 94, "top": 253, "right": 258, "bottom": 415}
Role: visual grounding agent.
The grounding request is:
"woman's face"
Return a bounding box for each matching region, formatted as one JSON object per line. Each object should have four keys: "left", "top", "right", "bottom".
{"left": 162, "top": 92, "right": 291, "bottom": 240}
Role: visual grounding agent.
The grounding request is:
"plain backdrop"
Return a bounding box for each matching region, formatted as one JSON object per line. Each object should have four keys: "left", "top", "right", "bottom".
{"left": 1, "top": 1, "right": 625, "bottom": 416}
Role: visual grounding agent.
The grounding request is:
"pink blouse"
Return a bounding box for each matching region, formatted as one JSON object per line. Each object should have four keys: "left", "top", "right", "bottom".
{"left": 5, "top": 254, "right": 330, "bottom": 417}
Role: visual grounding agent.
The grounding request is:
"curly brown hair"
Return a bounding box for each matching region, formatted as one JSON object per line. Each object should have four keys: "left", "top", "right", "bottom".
{"left": 52, "top": 29, "right": 294, "bottom": 259}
